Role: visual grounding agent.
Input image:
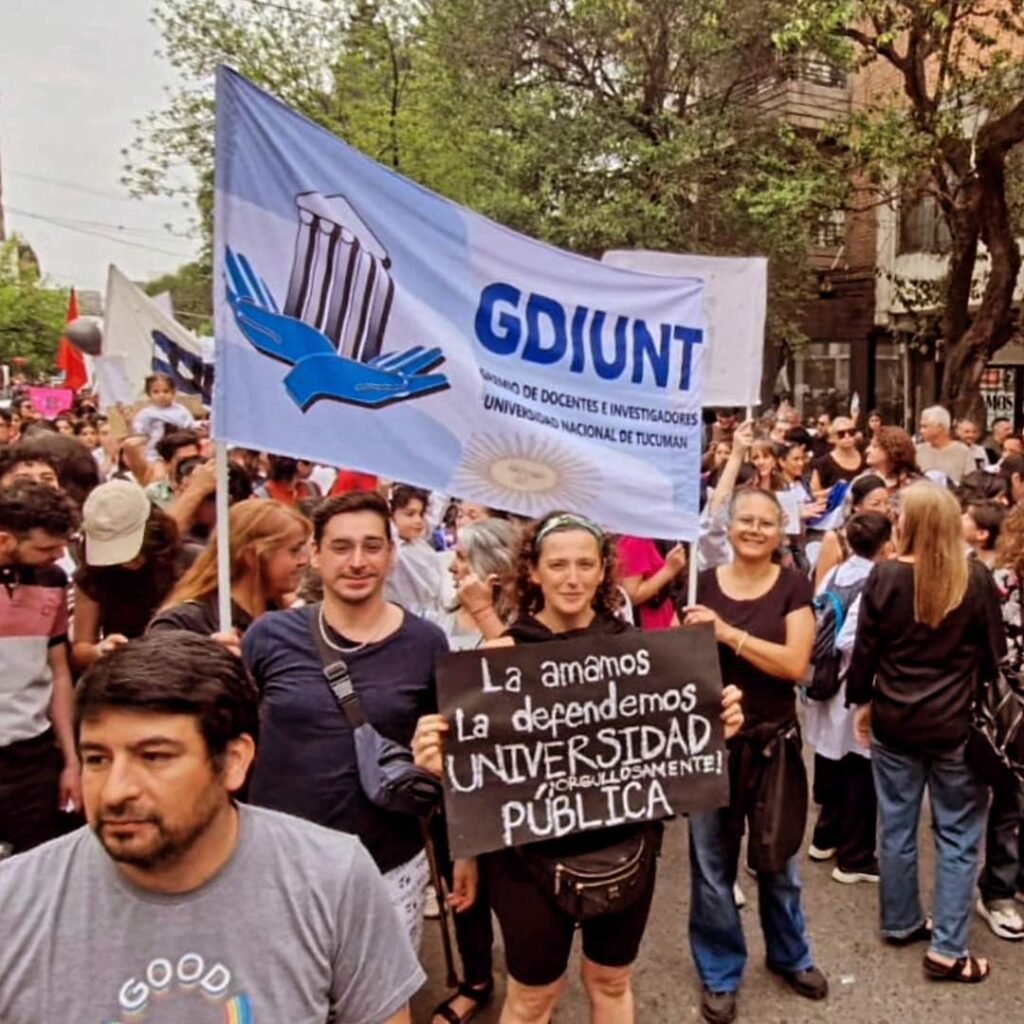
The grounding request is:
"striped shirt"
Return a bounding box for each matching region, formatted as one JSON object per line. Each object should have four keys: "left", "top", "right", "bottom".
{"left": 0, "top": 564, "right": 68, "bottom": 747}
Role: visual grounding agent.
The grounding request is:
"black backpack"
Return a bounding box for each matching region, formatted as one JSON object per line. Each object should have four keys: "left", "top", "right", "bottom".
{"left": 808, "top": 577, "right": 866, "bottom": 701}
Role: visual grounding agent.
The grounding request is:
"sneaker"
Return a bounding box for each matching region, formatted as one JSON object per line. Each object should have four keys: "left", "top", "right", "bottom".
{"left": 976, "top": 897, "right": 1024, "bottom": 940}
{"left": 808, "top": 844, "right": 836, "bottom": 861}
{"left": 701, "top": 989, "right": 737, "bottom": 1024}
{"left": 423, "top": 885, "right": 441, "bottom": 920}
{"left": 733, "top": 882, "right": 746, "bottom": 908}
{"left": 832, "top": 865, "right": 880, "bottom": 884}
{"left": 766, "top": 963, "right": 829, "bottom": 1000}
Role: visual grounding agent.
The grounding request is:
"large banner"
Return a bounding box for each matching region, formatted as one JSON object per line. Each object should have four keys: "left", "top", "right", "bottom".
{"left": 435, "top": 625, "right": 729, "bottom": 859}
{"left": 99, "top": 265, "right": 212, "bottom": 408}
{"left": 214, "top": 68, "right": 708, "bottom": 539}
{"left": 602, "top": 250, "right": 766, "bottom": 409}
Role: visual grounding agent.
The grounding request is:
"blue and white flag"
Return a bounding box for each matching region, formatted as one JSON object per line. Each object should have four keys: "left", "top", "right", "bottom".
{"left": 214, "top": 68, "right": 707, "bottom": 538}
{"left": 101, "top": 265, "right": 213, "bottom": 406}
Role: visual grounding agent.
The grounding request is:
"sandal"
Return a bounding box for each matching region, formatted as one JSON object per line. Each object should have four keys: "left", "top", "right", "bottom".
{"left": 431, "top": 979, "right": 495, "bottom": 1024}
{"left": 885, "top": 919, "right": 932, "bottom": 947}
{"left": 923, "top": 954, "right": 990, "bottom": 984}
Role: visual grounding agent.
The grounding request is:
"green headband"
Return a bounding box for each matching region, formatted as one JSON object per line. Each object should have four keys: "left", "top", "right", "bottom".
{"left": 534, "top": 513, "right": 605, "bottom": 550}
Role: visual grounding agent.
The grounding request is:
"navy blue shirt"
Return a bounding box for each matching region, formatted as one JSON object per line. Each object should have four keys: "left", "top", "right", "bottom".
{"left": 243, "top": 604, "right": 447, "bottom": 872}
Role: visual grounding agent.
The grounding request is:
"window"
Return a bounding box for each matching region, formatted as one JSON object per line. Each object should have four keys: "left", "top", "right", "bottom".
{"left": 898, "top": 196, "right": 951, "bottom": 254}
{"left": 872, "top": 342, "right": 905, "bottom": 428}
{"left": 793, "top": 342, "right": 851, "bottom": 416}
{"left": 813, "top": 210, "right": 846, "bottom": 249}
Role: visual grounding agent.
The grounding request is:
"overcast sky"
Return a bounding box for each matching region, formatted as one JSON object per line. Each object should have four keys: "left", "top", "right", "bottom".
{"left": 0, "top": 0, "right": 200, "bottom": 295}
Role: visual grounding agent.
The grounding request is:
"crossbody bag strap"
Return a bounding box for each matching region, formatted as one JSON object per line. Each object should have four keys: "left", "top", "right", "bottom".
{"left": 308, "top": 604, "right": 367, "bottom": 728}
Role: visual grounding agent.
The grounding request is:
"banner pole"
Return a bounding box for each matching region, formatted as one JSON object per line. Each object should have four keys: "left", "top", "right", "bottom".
{"left": 215, "top": 440, "right": 233, "bottom": 635}
{"left": 687, "top": 544, "right": 699, "bottom": 608}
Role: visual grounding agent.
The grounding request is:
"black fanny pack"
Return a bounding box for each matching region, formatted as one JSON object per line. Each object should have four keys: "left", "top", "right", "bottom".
{"left": 309, "top": 606, "right": 442, "bottom": 817}
{"left": 517, "top": 823, "right": 662, "bottom": 921}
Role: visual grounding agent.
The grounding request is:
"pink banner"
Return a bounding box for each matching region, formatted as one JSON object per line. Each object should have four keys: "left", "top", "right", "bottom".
{"left": 27, "top": 387, "right": 75, "bottom": 420}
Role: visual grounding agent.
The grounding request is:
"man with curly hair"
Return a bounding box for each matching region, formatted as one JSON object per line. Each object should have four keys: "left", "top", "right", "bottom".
{"left": 0, "top": 481, "right": 81, "bottom": 855}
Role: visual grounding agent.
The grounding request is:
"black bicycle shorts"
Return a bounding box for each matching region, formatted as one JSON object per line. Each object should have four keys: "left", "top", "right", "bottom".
{"left": 485, "top": 846, "right": 658, "bottom": 987}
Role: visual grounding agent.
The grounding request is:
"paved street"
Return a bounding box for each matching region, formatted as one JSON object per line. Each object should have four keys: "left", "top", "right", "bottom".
{"left": 415, "top": 790, "right": 1022, "bottom": 1024}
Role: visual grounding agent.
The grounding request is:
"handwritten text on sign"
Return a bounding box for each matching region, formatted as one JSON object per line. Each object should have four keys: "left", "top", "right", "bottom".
{"left": 435, "top": 625, "right": 729, "bottom": 859}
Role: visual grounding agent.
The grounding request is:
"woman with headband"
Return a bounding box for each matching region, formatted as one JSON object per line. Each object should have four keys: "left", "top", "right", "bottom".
{"left": 414, "top": 510, "right": 744, "bottom": 1024}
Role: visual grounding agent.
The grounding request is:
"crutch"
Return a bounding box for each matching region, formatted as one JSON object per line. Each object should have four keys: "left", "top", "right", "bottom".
{"left": 422, "top": 813, "right": 460, "bottom": 990}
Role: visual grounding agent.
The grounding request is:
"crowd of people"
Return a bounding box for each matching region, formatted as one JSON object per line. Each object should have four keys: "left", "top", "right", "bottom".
{"left": 1, "top": 378, "right": 1023, "bottom": 1023}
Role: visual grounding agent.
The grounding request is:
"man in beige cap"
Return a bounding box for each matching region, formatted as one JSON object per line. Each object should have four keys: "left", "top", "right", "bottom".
{"left": 81, "top": 480, "right": 152, "bottom": 569}
{"left": 72, "top": 480, "right": 162, "bottom": 672}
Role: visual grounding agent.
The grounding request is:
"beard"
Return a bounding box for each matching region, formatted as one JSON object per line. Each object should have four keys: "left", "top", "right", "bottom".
{"left": 93, "top": 783, "right": 225, "bottom": 870}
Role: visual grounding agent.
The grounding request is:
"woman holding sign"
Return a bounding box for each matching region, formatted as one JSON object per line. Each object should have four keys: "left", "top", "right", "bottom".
{"left": 683, "top": 487, "right": 824, "bottom": 1024}
{"left": 414, "top": 511, "right": 744, "bottom": 1024}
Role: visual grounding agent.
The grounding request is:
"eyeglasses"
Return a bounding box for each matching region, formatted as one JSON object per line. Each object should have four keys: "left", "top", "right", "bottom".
{"left": 834, "top": 429, "right": 855, "bottom": 439}
{"left": 734, "top": 515, "right": 780, "bottom": 531}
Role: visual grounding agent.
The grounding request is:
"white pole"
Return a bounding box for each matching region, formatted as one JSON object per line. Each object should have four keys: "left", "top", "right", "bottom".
{"left": 687, "top": 402, "right": 755, "bottom": 607}
{"left": 215, "top": 440, "right": 233, "bottom": 634}
{"left": 687, "top": 544, "right": 699, "bottom": 607}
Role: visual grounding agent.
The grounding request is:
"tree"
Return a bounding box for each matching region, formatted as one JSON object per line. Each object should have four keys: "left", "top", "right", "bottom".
{"left": 144, "top": 258, "right": 215, "bottom": 335}
{"left": 128, "top": 0, "right": 849, "bottom": 381}
{"left": 781, "top": 0, "right": 1024, "bottom": 419}
{"left": 0, "top": 237, "right": 68, "bottom": 380}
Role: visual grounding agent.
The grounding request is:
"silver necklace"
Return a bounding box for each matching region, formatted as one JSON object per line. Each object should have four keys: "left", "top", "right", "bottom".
{"left": 317, "top": 603, "right": 383, "bottom": 654}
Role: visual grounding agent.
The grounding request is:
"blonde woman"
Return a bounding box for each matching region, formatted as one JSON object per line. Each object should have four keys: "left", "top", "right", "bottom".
{"left": 809, "top": 417, "right": 864, "bottom": 500}
{"left": 149, "top": 498, "right": 310, "bottom": 637}
{"left": 848, "top": 483, "right": 1005, "bottom": 983}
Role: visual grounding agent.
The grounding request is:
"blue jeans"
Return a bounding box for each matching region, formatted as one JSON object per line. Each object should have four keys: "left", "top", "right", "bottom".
{"left": 688, "top": 810, "right": 814, "bottom": 993}
{"left": 871, "top": 738, "right": 988, "bottom": 959}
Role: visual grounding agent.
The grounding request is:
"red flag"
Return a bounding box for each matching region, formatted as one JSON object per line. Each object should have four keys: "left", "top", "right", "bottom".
{"left": 56, "top": 288, "right": 88, "bottom": 392}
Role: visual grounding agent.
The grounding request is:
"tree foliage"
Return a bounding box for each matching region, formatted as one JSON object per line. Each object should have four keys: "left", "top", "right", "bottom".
{"left": 0, "top": 238, "right": 68, "bottom": 380}
{"left": 143, "top": 258, "right": 215, "bottom": 335}
{"left": 780, "top": 0, "right": 1024, "bottom": 418}
{"left": 128, "top": 0, "right": 851, "bottom": 385}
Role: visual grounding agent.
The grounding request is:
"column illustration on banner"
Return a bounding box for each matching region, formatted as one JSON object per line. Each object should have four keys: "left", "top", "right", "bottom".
{"left": 225, "top": 192, "right": 449, "bottom": 411}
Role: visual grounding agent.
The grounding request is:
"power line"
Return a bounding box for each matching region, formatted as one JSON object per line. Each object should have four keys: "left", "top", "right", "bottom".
{"left": 5, "top": 207, "right": 196, "bottom": 259}
{"left": 5, "top": 168, "right": 192, "bottom": 203}
{"left": 24, "top": 209, "right": 198, "bottom": 242}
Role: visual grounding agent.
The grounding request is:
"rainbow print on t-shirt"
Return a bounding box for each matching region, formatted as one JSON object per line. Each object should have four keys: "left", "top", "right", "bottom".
{"left": 224, "top": 994, "right": 253, "bottom": 1024}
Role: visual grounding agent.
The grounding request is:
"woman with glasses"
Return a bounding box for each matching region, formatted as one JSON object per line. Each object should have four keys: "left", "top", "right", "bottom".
{"left": 810, "top": 417, "right": 864, "bottom": 501}
{"left": 683, "top": 487, "right": 824, "bottom": 1024}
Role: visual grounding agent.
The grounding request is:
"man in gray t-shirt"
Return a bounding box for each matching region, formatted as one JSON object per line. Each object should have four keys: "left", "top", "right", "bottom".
{"left": 0, "top": 631, "right": 423, "bottom": 1023}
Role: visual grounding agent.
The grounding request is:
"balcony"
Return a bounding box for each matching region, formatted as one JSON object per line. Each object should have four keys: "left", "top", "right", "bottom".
{"left": 740, "top": 57, "right": 851, "bottom": 131}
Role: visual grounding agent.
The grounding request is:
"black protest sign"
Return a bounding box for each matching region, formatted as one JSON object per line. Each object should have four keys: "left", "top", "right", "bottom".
{"left": 435, "top": 624, "right": 729, "bottom": 859}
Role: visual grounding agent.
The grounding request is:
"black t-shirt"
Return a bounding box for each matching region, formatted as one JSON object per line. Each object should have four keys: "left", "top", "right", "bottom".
{"left": 697, "top": 567, "right": 813, "bottom": 730}
{"left": 242, "top": 604, "right": 447, "bottom": 872}
{"left": 148, "top": 593, "right": 259, "bottom": 636}
{"left": 847, "top": 559, "right": 1005, "bottom": 755}
{"left": 75, "top": 550, "right": 192, "bottom": 639}
{"left": 811, "top": 452, "right": 864, "bottom": 490}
